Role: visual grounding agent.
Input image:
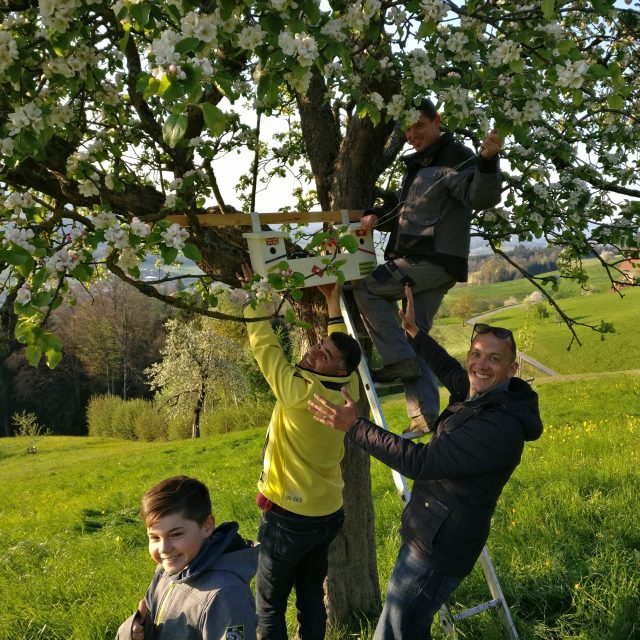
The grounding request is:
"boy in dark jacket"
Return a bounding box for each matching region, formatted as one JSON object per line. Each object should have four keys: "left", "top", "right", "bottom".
{"left": 116, "top": 476, "right": 258, "bottom": 640}
{"left": 308, "top": 285, "right": 543, "bottom": 640}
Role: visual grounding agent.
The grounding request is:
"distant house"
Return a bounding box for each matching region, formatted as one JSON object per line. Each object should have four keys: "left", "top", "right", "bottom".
{"left": 614, "top": 258, "right": 639, "bottom": 291}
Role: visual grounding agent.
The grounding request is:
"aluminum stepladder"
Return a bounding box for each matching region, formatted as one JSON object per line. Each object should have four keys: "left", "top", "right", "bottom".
{"left": 339, "top": 291, "right": 520, "bottom": 640}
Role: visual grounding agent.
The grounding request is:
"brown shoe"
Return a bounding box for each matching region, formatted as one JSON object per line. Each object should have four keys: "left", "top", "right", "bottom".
{"left": 402, "top": 414, "right": 436, "bottom": 436}
{"left": 371, "top": 357, "right": 422, "bottom": 382}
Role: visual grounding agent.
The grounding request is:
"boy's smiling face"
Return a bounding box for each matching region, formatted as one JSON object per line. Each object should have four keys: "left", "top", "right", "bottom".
{"left": 147, "top": 512, "right": 214, "bottom": 575}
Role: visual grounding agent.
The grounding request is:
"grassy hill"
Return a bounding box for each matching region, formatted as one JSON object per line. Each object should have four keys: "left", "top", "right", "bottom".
{"left": 430, "top": 259, "right": 640, "bottom": 376}
{"left": 1, "top": 374, "right": 638, "bottom": 640}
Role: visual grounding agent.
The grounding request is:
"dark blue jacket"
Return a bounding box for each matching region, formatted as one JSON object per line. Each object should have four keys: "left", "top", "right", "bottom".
{"left": 349, "top": 332, "right": 543, "bottom": 576}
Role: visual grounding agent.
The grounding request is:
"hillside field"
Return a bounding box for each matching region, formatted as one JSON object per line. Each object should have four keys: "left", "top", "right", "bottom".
{"left": 1, "top": 373, "right": 639, "bottom": 640}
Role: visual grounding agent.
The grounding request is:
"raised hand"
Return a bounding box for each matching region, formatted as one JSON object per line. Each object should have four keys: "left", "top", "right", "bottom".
{"left": 480, "top": 129, "right": 503, "bottom": 159}
{"left": 399, "top": 284, "right": 419, "bottom": 338}
{"left": 308, "top": 387, "right": 358, "bottom": 432}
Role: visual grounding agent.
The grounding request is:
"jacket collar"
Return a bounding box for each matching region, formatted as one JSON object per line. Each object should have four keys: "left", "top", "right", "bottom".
{"left": 402, "top": 131, "right": 454, "bottom": 169}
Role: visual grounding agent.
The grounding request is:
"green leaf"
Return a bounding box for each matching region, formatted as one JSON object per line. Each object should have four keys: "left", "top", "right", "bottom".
{"left": 416, "top": 20, "right": 436, "bottom": 39}
{"left": 162, "top": 113, "right": 188, "bottom": 148}
{"left": 207, "top": 294, "right": 218, "bottom": 308}
{"left": 160, "top": 245, "right": 179, "bottom": 264}
{"left": 39, "top": 332, "right": 63, "bottom": 351}
{"left": 45, "top": 348, "right": 63, "bottom": 369}
{"left": 556, "top": 39, "right": 575, "bottom": 56}
{"left": 30, "top": 291, "right": 53, "bottom": 308}
{"left": 541, "top": 0, "right": 555, "bottom": 20}
{"left": 572, "top": 90, "right": 584, "bottom": 106}
{"left": 130, "top": 3, "right": 151, "bottom": 28}
{"left": 338, "top": 235, "right": 358, "bottom": 253}
{"left": 290, "top": 288, "right": 303, "bottom": 302}
{"left": 70, "top": 264, "right": 94, "bottom": 282}
{"left": 267, "top": 273, "right": 285, "bottom": 289}
{"left": 607, "top": 94, "right": 624, "bottom": 110}
{"left": 182, "top": 242, "right": 202, "bottom": 261}
{"left": 25, "top": 344, "right": 42, "bottom": 367}
{"left": 201, "top": 103, "right": 228, "bottom": 137}
{"left": 589, "top": 63, "right": 609, "bottom": 80}
{"left": 284, "top": 308, "right": 297, "bottom": 324}
{"left": 509, "top": 59, "right": 524, "bottom": 74}
{"left": 175, "top": 37, "right": 202, "bottom": 55}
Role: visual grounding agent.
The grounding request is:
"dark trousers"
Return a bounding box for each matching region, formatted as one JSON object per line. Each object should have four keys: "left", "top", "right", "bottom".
{"left": 374, "top": 542, "right": 464, "bottom": 640}
{"left": 255, "top": 507, "right": 345, "bottom": 640}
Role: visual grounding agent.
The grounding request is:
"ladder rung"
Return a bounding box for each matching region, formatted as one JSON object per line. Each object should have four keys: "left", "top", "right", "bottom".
{"left": 452, "top": 598, "right": 501, "bottom": 621}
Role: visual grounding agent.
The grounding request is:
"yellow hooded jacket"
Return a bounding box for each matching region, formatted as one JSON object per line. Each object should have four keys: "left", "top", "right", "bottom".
{"left": 245, "top": 303, "right": 360, "bottom": 517}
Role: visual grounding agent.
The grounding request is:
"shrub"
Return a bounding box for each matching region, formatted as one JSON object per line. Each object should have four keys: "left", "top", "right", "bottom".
{"left": 133, "top": 400, "right": 169, "bottom": 442}
{"left": 87, "top": 395, "right": 117, "bottom": 437}
{"left": 167, "top": 415, "right": 192, "bottom": 440}
{"left": 200, "top": 402, "right": 272, "bottom": 436}
{"left": 87, "top": 396, "right": 151, "bottom": 440}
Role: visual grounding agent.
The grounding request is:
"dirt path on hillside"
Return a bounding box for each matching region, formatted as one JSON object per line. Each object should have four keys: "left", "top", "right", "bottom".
{"left": 529, "top": 369, "right": 640, "bottom": 384}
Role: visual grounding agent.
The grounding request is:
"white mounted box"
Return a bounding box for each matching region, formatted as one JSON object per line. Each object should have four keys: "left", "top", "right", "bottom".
{"left": 243, "top": 223, "right": 377, "bottom": 288}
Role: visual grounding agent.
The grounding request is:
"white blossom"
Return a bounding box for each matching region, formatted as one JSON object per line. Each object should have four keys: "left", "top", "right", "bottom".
{"left": 420, "top": 0, "right": 448, "bottom": 22}
{"left": 164, "top": 194, "right": 178, "bottom": 209}
{"left": 237, "top": 25, "right": 266, "bottom": 50}
{"left": 7, "top": 102, "right": 43, "bottom": 136}
{"left": 92, "top": 210, "right": 117, "bottom": 230}
{"left": 105, "top": 225, "right": 130, "bottom": 249}
{"left": 4, "top": 223, "right": 35, "bottom": 252}
{"left": 386, "top": 94, "right": 406, "bottom": 119}
{"left": 130, "top": 217, "right": 151, "bottom": 238}
{"left": 446, "top": 31, "right": 468, "bottom": 54}
{"left": 16, "top": 284, "right": 31, "bottom": 305}
{"left": 161, "top": 223, "right": 190, "bottom": 250}
{"left": 369, "top": 92, "right": 385, "bottom": 110}
{"left": 118, "top": 246, "right": 140, "bottom": 271}
{"left": 78, "top": 178, "right": 100, "bottom": 197}
{"left": 321, "top": 18, "right": 347, "bottom": 42}
{"left": 45, "top": 247, "right": 78, "bottom": 273}
{"left": 555, "top": 59, "right": 589, "bottom": 89}
{"left": 521, "top": 99, "right": 542, "bottom": 122}
{"left": 278, "top": 31, "right": 318, "bottom": 67}
{"left": 0, "top": 31, "right": 19, "bottom": 75}
{"left": 284, "top": 68, "right": 312, "bottom": 93}
{"left": 487, "top": 39, "right": 521, "bottom": 68}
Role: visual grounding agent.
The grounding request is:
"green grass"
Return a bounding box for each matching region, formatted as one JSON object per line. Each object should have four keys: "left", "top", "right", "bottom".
{"left": 482, "top": 287, "right": 640, "bottom": 375}
{"left": 446, "top": 257, "right": 619, "bottom": 308}
{"left": 1, "top": 374, "right": 639, "bottom": 640}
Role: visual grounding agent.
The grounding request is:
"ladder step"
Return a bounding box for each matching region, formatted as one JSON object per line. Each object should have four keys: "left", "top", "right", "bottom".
{"left": 452, "top": 598, "right": 502, "bottom": 621}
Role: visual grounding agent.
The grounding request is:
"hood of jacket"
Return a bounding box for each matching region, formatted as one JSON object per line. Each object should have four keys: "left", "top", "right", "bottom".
{"left": 462, "top": 376, "right": 543, "bottom": 442}
{"left": 168, "top": 521, "right": 257, "bottom": 585}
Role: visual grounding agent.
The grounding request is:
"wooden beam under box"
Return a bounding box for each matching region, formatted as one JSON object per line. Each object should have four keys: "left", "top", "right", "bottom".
{"left": 165, "top": 210, "right": 365, "bottom": 227}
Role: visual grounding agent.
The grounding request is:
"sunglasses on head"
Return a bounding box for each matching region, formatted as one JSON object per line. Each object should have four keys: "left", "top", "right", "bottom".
{"left": 471, "top": 323, "right": 517, "bottom": 355}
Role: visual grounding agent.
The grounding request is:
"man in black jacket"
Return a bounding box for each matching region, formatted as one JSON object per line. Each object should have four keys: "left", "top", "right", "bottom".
{"left": 353, "top": 98, "right": 503, "bottom": 435}
{"left": 308, "top": 285, "right": 543, "bottom": 640}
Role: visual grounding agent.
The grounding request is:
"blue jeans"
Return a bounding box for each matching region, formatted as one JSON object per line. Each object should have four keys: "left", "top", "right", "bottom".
{"left": 256, "top": 507, "right": 345, "bottom": 640}
{"left": 374, "top": 542, "right": 464, "bottom": 640}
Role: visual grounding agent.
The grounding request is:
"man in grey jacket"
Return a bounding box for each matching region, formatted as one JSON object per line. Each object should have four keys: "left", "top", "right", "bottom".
{"left": 308, "top": 286, "right": 543, "bottom": 640}
{"left": 354, "top": 98, "right": 503, "bottom": 434}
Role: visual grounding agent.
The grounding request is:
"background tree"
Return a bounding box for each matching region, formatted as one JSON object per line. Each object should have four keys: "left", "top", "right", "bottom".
{"left": 145, "top": 316, "right": 252, "bottom": 438}
{"left": 1, "top": 0, "right": 639, "bottom": 624}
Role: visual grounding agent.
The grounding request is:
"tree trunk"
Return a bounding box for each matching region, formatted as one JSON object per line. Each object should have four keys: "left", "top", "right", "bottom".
{"left": 192, "top": 377, "right": 206, "bottom": 439}
{"left": 292, "top": 91, "right": 404, "bottom": 622}
{"left": 327, "top": 441, "right": 381, "bottom": 623}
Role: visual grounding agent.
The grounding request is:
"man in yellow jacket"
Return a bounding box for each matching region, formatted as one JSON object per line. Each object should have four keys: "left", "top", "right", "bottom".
{"left": 238, "top": 263, "right": 361, "bottom": 640}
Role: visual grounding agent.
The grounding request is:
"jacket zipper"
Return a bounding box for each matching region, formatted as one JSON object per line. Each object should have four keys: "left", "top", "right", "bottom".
{"left": 155, "top": 581, "right": 176, "bottom": 625}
